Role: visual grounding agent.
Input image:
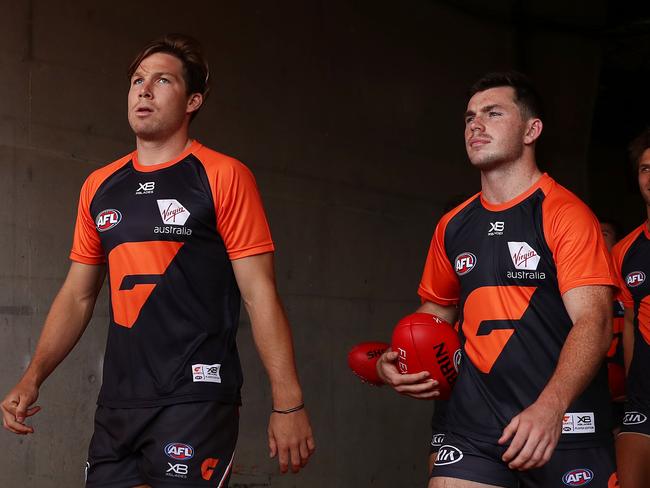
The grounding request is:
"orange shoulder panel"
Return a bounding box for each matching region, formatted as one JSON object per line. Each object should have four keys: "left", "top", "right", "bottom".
{"left": 611, "top": 223, "right": 646, "bottom": 308}
{"left": 541, "top": 178, "right": 617, "bottom": 295}
{"left": 194, "top": 145, "right": 274, "bottom": 260}
{"left": 69, "top": 153, "right": 134, "bottom": 264}
{"left": 418, "top": 193, "right": 480, "bottom": 306}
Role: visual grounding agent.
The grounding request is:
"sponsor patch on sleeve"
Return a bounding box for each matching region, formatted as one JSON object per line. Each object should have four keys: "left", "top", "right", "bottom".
{"left": 562, "top": 412, "right": 595, "bottom": 434}
{"left": 192, "top": 363, "right": 221, "bottom": 383}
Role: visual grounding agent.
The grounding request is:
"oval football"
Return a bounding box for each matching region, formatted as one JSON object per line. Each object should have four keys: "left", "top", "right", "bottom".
{"left": 347, "top": 341, "right": 390, "bottom": 386}
{"left": 391, "top": 313, "right": 461, "bottom": 400}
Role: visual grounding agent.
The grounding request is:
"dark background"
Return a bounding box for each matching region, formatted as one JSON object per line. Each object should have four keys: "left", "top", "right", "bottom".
{"left": 0, "top": 1, "right": 648, "bottom": 486}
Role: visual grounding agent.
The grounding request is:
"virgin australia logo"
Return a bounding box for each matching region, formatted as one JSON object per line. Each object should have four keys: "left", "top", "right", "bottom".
{"left": 507, "top": 242, "right": 540, "bottom": 271}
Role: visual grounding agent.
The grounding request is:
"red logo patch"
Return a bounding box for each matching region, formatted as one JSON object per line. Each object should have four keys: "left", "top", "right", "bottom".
{"left": 201, "top": 458, "right": 219, "bottom": 481}
{"left": 95, "top": 209, "right": 122, "bottom": 232}
{"left": 626, "top": 271, "right": 645, "bottom": 288}
{"left": 455, "top": 252, "right": 476, "bottom": 276}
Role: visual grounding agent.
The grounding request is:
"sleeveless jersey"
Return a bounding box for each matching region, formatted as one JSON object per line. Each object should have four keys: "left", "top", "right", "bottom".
{"left": 70, "top": 140, "right": 274, "bottom": 408}
{"left": 611, "top": 223, "right": 650, "bottom": 410}
{"left": 418, "top": 173, "right": 615, "bottom": 447}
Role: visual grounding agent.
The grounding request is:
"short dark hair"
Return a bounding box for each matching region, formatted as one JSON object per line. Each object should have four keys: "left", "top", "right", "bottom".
{"left": 128, "top": 34, "right": 210, "bottom": 119}
{"left": 468, "top": 71, "right": 543, "bottom": 120}
{"left": 629, "top": 127, "right": 650, "bottom": 167}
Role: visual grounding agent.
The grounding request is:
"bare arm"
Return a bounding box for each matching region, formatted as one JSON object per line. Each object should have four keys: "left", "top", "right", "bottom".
{"left": 1, "top": 262, "right": 105, "bottom": 434}
{"left": 376, "top": 300, "right": 458, "bottom": 399}
{"left": 500, "top": 284, "right": 612, "bottom": 470}
{"left": 231, "top": 253, "right": 315, "bottom": 474}
{"left": 622, "top": 307, "right": 634, "bottom": 374}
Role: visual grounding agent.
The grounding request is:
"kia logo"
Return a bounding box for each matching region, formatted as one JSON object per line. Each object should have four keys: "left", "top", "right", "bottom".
{"left": 434, "top": 445, "right": 463, "bottom": 466}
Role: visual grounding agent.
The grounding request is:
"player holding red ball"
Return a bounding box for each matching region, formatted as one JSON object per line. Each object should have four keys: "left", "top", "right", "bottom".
{"left": 377, "top": 72, "right": 618, "bottom": 487}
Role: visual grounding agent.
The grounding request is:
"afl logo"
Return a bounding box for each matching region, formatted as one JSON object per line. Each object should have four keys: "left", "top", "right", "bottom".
{"left": 95, "top": 209, "right": 122, "bottom": 232}
{"left": 164, "top": 442, "right": 194, "bottom": 460}
{"left": 562, "top": 468, "right": 594, "bottom": 486}
{"left": 455, "top": 252, "right": 476, "bottom": 276}
{"left": 626, "top": 271, "right": 646, "bottom": 287}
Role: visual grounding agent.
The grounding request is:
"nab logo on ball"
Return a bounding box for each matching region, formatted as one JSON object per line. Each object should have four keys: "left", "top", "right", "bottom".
{"left": 562, "top": 468, "right": 594, "bottom": 486}
{"left": 626, "top": 271, "right": 646, "bottom": 287}
{"left": 623, "top": 411, "right": 648, "bottom": 425}
{"left": 164, "top": 442, "right": 194, "bottom": 461}
{"left": 95, "top": 209, "right": 122, "bottom": 232}
{"left": 434, "top": 445, "right": 463, "bottom": 466}
{"left": 455, "top": 252, "right": 476, "bottom": 276}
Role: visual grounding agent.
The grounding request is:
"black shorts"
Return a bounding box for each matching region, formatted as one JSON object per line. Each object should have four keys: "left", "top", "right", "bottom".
{"left": 619, "top": 400, "right": 650, "bottom": 436}
{"left": 86, "top": 401, "right": 238, "bottom": 487}
{"left": 431, "top": 431, "right": 617, "bottom": 488}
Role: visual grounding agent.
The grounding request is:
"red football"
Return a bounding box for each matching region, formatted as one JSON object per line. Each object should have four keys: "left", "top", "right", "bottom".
{"left": 348, "top": 341, "right": 390, "bottom": 386}
{"left": 391, "top": 313, "right": 461, "bottom": 400}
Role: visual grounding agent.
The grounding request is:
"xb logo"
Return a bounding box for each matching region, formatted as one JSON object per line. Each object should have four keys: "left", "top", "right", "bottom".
{"left": 488, "top": 221, "right": 504, "bottom": 235}
{"left": 167, "top": 463, "right": 188, "bottom": 475}
{"left": 138, "top": 182, "right": 155, "bottom": 192}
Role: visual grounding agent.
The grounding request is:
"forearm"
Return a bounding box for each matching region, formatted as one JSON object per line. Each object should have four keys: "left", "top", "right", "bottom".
{"left": 537, "top": 314, "right": 610, "bottom": 412}
{"left": 246, "top": 290, "right": 303, "bottom": 408}
{"left": 22, "top": 276, "right": 100, "bottom": 388}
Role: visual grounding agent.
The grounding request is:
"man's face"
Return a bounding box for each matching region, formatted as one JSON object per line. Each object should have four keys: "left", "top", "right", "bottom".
{"left": 127, "top": 52, "right": 197, "bottom": 141}
{"left": 638, "top": 148, "right": 650, "bottom": 207}
{"left": 599, "top": 222, "right": 617, "bottom": 251}
{"left": 464, "top": 86, "right": 528, "bottom": 170}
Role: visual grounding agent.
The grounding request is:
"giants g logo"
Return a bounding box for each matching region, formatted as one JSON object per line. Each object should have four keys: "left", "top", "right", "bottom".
{"left": 108, "top": 241, "right": 183, "bottom": 328}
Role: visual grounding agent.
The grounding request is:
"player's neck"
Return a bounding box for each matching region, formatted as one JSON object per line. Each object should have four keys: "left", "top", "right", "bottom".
{"left": 480, "top": 157, "right": 542, "bottom": 205}
{"left": 135, "top": 131, "right": 192, "bottom": 166}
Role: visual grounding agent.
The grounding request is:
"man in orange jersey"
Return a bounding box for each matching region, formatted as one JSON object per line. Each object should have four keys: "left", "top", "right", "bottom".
{"left": 378, "top": 72, "right": 617, "bottom": 487}
{"left": 1, "top": 34, "right": 314, "bottom": 487}
{"left": 611, "top": 128, "right": 650, "bottom": 488}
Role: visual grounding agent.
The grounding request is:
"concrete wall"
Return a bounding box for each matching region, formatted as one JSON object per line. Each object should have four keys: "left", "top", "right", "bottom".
{"left": 0, "top": 1, "right": 602, "bottom": 486}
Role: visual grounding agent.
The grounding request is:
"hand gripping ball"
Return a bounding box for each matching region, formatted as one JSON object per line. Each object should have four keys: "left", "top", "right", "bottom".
{"left": 391, "top": 313, "right": 461, "bottom": 400}
{"left": 347, "top": 341, "right": 390, "bottom": 386}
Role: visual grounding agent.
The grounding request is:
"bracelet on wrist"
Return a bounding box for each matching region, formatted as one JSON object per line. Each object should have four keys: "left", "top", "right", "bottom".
{"left": 272, "top": 403, "right": 305, "bottom": 414}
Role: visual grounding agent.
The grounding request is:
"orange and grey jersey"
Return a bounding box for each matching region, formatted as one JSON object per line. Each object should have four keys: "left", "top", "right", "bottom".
{"left": 419, "top": 174, "right": 616, "bottom": 447}
{"left": 612, "top": 223, "right": 650, "bottom": 409}
{"left": 70, "top": 141, "right": 274, "bottom": 408}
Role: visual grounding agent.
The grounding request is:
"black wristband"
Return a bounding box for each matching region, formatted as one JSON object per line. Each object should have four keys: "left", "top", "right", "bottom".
{"left": 272, "top": 403, "right": 305, "bottom": 414}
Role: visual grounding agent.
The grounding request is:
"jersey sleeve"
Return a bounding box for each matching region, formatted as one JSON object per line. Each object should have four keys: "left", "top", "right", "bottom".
{"left": 211, "top": 159, "right": 275, "bottom": 260}
{"left": 418, "top": 217, "right": 460, "bottom": 306}
{"left": 543, "top": 192, "right": 616, "bottom": 295}
{"left": 69, "top": 176, "right": 105, "bottom": 264}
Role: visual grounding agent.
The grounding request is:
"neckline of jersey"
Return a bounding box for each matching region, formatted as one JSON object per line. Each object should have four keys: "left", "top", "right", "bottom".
{"left": 131, "top": 140, "right": 202, "bottom": 172}
{"left": 644, "top": 221, "right": 650, "bottom": 240}
{"left": 479, "top": 173, "right": 551, "bottom": 212}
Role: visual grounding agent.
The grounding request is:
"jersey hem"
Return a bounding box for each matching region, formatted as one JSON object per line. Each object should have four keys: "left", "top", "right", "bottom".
{"left": 417, "top": 286, "right": 458, "bottom": 306}
{"left": 97, "top": 391, "right": 242, "bottom": 409}
{"left": 447, "top": 426, "right": 612, "bottom": 449}
{"left": 69, "top": 251, "right": 105, "bottom": 265}
{"left": 559, "top": 277, "right": 617, "bottom": 296}
{"left": 229, "top": 242, "right": 275, "bottom": 260}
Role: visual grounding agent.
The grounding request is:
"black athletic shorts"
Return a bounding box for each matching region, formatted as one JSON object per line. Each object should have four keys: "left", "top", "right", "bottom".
{"left": 431, "top": 431, "right": 617, "bottom": 488}
{"left": 86, "top": 401, "right": 238, "bottom": 487}
{"left": 619, "top": 400, "right": 650, "bottom": 436}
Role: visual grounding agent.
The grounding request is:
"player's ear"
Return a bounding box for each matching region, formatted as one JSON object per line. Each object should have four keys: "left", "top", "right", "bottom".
{"left": 186, "top": 93, "right": 203, "bottom": 115}
{"left": 523, "top": 118, "right": 543, "bottom": 145}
